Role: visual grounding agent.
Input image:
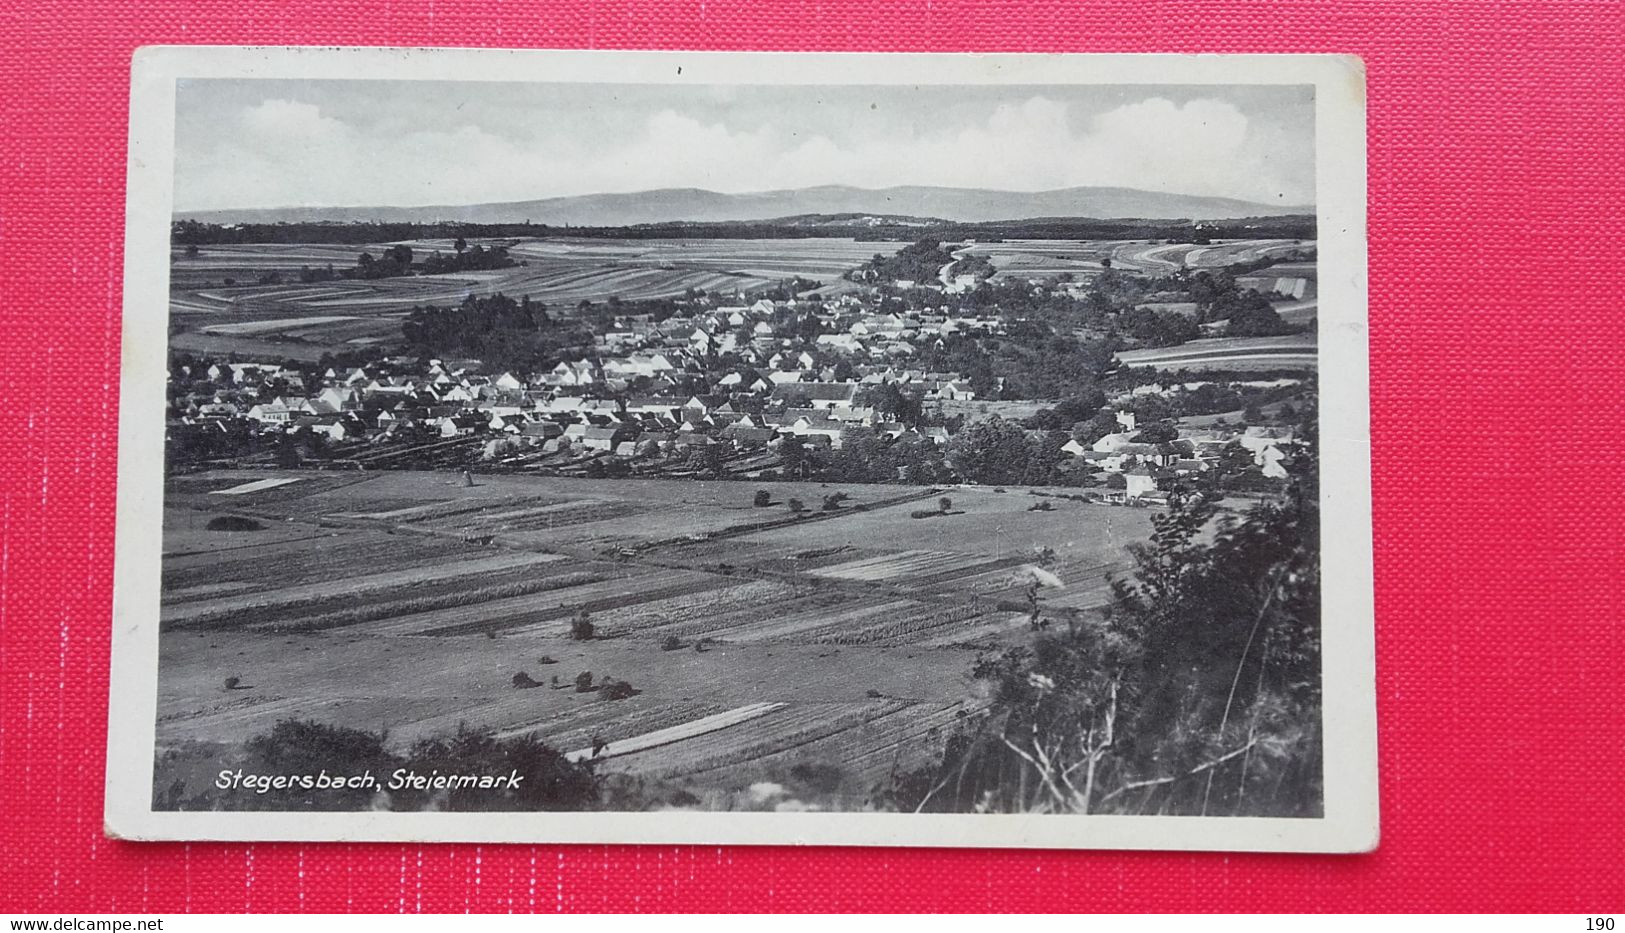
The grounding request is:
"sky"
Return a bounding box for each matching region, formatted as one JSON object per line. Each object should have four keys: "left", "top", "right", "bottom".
{"left": 173, "top": 79, "right": 1315, "bottom": 212}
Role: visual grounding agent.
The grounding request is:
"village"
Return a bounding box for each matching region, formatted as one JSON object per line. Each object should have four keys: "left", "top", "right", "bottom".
{"left": 167, "top": 281, "right": 1307, "bottom": 502}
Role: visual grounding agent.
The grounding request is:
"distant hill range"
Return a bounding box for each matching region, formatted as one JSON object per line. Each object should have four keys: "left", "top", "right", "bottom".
{"left": 177, "top": 184, "right": 1313, "bottom": 227}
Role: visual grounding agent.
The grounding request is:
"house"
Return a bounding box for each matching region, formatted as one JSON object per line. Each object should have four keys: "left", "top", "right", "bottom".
{"left": 770, "top": 382, "right": 858, "bottom": 411}
{"left": 439, "top": 413, "right": 486, "bottom": 438}
{"left": 246, "top": 399, "right": 300, "bottom": 425}
{"left": 1061, "top": 438, "right": 1091, "bottom": 457}
{"left": 786, "top": 414, "right": 847, "bottom": 448}
{"left": 1091, "top": 432, "right": 1138, "bottom": 453}
{"left": 578, "top": 426, "right": 628, "bottom": 451}
{"left": 518, "top": 421, "right": 564, "bottom": 446}
{"left": 720, "top": 423, "right": 775, "bottom": 448}
{"left": 488, "top": 413, "right": 529, "bottom": 434}
{"left": 1124, "top": 466, "right": 1160, "bottom": 499}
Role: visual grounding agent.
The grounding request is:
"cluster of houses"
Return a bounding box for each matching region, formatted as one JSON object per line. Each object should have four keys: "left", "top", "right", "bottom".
{"left": 171, "top": 296, "right": 1297, "bottom": 495}
{"left": 169, "top": 297, "right": 1000, "bottom": 465}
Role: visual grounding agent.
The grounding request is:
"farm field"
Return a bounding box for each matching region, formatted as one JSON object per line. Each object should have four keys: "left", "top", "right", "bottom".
{"left": 167, "top": 237, "right": 898, "bottom": 359}
{"left": 155, "top": 469, "right": 1159, "bottom": 806}
{"left": 958, "top": 238, "right": 1314, "bottom": 282}
{"left": 1115, "top": 332, "right": 1319, "bottom": 372}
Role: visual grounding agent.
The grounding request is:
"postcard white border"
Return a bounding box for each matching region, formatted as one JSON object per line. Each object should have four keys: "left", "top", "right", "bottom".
{"left": 107, "top": 46, "right": 1375, "bottom": 852}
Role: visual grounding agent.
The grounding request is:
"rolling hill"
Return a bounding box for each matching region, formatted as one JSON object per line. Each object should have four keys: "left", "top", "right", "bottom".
{"left": 178, "top": 184, "right": 1312, "bottom": 227}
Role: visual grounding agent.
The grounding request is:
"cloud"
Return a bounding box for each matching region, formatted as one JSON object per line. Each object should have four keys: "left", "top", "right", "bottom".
{"left": 238, "top": 99, "right": 348, "bottom": 140}
{"left": 175, "top": 91, "right": 1312, "bottom": 210}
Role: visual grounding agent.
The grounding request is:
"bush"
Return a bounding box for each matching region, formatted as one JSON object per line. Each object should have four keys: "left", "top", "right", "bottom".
{"left": 1028, "top": 501, "right": 1055, "bottom": 511}
{"left": 753, "top": 490, "right": 772, "bottom": 507}
{"left": 512, "top": 671, "right": 540, "bottom": 689}
{"left": 660, "top": 635, "right": 683, "bottom": 652}
{"left": 569, "top": 611, "right": 594, "bottom": 641}
{"left": 821, "top": 492, "right": 848, "bottom": 511}
{"left": 207, "top": 516, "right": 264, "bottom": 532}
{"left": 599, "top": 679, "right": 637, "bottom": 701}
{"left": 787, "top": 498, "right": 806, "bottom": 514}
{"left": 574, "top": 671, "right": 594, "bottom": 692}
{"left": 938, "top": 496, "right": 953, "bottom": 512}
{"left": 538, "top": 655, "right": 558, "bottom": 665}
{"left": 223, "top": 676, "right": 241, "bottom": 690}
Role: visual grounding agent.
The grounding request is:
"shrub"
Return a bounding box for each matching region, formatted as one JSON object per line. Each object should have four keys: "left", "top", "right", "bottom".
{"left": 569, "top": 611, "right": 594, "bottom": 641}
{"left": 660, "top": 635, "right": 683, "bottom": 652}
{"left": 600, "top": 679, "right": 636, "bottom": 701}
{"left": 1028, "top": 501, "right": 1055, "bottom": 511}
{"left": 512, "top": 671, "right": 540, "bottom": 689}
{"left": 821, "top": 492, "right": 848, "bottom": 511}
{"left": 786, "top": 498, "right": 806, "bottom": 514}
{"left": 753, "top": 490, "right": 772, "bottom": 507}
{"left": 538, "top": 655, "right": 558, "bottom": 665}
{"left": 223, "top": 676, "right": 241, "bottom": 690}
{"left": 938, "top": 496, "right": 953, "bottom": 512}
{"left": 574, "top": 671, "right": 594, "bottom": 692}
{"left": 206, "top": 516, "right": 264, "bottom": 532}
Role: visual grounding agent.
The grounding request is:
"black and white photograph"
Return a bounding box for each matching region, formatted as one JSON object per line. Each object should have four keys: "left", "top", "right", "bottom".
{"left": 108, "top": 48, "right": 1375, "bottom": 850}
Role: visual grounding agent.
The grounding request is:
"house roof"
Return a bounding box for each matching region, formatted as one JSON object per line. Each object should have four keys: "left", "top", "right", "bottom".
{"left": 771, "top": 382, "right": 858, "bottom": 402}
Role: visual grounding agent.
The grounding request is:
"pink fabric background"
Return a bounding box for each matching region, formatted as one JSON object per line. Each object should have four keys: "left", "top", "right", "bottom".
{"left": 3, "top": 0, "right": 1623, "bottom": 912}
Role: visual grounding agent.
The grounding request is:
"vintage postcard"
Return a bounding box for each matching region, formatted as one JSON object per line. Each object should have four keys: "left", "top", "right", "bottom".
{"left": 107, "top": 47, "right": 1375, "bottom": 851}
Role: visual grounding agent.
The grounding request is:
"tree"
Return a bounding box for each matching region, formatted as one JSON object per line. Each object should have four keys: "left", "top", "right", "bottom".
{"left": 787, "top": 498, "right": 806, "bottom": 514}
{"left": 938, "top": 496, "right": 953, "bottom": 513}
{"left": 454, "top": 236, "right": 467, "bottom": 253}
{"left": 898, "top": 416, "right": 1322, "bottom": 818}
{"left": 946, "top": 416, "right": 1031, "bottom": 486}
{"left": 574, "top": 671, "right": 594, "bottom": 692}
{"left": 1131, "top": 421, "right": 1179, "bottom": 444}
{"left": 753, "top": 489, "right": 773, "bottom": 507}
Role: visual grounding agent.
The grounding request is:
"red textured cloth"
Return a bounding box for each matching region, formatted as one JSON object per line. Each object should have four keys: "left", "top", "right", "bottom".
{"left": 3, "top": 0, "right": 1623, "bottom": 913}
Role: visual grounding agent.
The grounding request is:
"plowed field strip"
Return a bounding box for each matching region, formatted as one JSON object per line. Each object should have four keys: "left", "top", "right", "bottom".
{"left": 336, "top": 571, "right": 620, "bottom": 636}
{"left": 160, "top": 551, "right": 568, "bottom": 628}
{"left": 561, "top": 702, "right": 787, "bottom": 762}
